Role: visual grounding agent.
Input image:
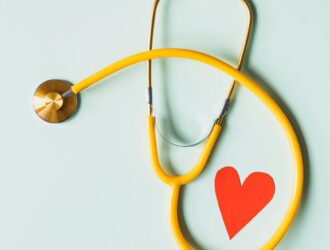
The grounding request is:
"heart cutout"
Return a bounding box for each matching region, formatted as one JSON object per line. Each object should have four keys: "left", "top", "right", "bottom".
{"left": 215, "top": 166, "right": 275, "bottom": 239}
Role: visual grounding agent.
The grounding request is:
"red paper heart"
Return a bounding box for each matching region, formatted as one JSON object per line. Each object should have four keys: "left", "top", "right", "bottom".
{"left": 215, "top": 166, "right": 275, "bottom": 239}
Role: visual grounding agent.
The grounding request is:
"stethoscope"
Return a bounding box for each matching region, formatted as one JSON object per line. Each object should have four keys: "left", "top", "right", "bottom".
{"left": 33, "top": 0, "right": 304, "bottom": 249}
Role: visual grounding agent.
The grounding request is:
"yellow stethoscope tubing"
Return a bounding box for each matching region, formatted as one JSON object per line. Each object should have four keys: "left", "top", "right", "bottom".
{"left": 71, "top": 48, "right": 303, "bottom": 249}
{"left": 148, "top": 116, "right": 222, "bottom": 186}
{"left": 149, "top": 116, "right": 221, "bottom": 249}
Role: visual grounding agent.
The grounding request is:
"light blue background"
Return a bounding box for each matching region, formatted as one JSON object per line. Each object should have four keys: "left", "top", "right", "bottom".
{"left": 0, "top": 0, "right": 329, "bottom": 249}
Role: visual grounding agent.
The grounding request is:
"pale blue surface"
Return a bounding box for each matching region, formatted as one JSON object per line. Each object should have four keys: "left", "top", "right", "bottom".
{"left": 0, "top": 0, "right": 329, "bottom": 249}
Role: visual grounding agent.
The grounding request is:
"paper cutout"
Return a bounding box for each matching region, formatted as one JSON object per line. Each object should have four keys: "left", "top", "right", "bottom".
{"left": 215, "top": 166, "right": 275, "bottom": 239}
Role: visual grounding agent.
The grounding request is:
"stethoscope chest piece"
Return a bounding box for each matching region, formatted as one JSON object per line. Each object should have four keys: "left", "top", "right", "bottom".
{"left": 33, "top": 79, "right": 78, "bottom": 123}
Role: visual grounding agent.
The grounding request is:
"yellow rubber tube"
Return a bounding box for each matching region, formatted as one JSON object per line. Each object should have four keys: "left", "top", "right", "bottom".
{"left": 171, "top": 184, "right": 190, "bottom": 250}
{"left": 71, "top": 48, "right": 303, "bottom": 249}
{"left": 148, "top": 116, "right": 221, "bottom": 186}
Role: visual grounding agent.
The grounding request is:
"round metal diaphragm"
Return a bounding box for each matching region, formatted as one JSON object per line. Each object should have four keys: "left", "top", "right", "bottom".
{"left": 33, "top": 79, "right": 78, "bottom": 123}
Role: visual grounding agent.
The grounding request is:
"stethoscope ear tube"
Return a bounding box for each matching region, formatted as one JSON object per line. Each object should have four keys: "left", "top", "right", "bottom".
{"left": 147, "top": 0, "right": 254, "bottom": 146}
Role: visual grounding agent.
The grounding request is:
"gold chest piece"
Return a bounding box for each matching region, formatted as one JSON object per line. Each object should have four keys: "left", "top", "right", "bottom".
{"left": 33, "top": 79, "right": 78, "bottom": 123}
